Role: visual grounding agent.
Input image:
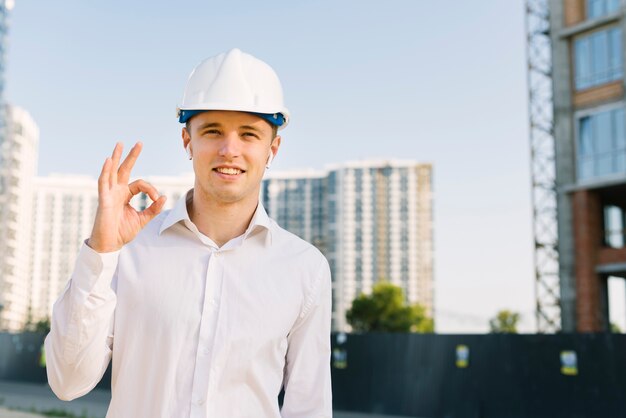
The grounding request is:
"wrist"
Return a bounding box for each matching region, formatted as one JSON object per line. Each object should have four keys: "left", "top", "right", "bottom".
{"left": 86, "top": 238, "right": 121, "bottom": 253}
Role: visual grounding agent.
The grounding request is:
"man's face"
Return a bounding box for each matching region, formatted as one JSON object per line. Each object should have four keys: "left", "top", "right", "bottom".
{"left": 182, "top": 110, "right": 280, "bottom": 206}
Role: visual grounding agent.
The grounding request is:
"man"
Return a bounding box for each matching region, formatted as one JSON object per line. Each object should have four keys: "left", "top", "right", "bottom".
{"left": 45, "top": 48, "right": 333, "bottom": 417}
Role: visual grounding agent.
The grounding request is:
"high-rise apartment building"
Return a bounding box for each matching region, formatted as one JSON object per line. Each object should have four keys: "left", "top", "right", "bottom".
{"left": 550, "top": 0, "right": 626, "bottom": 331}
{"left": 263, "top": 161, "right": 433, "bottom": 331}
{"left": 0, "top": 0, "right": 17, "bottom": 330}
{"left": 0, "top": 106, "right": 39, "bottom": 331}
{"left": 0, "top": 1, "right": 10, "bottom": 109}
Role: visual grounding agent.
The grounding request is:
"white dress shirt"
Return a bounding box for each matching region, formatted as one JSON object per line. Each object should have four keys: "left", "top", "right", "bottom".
{"left": 45, "top": 190, "right": 332, "bottom": 418}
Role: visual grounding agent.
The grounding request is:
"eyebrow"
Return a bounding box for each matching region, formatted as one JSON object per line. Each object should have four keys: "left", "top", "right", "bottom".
{"left": 197, "top": 122, "right": 221, "bottom": 131}
{"left": 240, "top": 125, "right": 263, "bottom": 133}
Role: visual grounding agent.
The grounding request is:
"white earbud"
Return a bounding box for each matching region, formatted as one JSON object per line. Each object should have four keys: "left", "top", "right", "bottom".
{"left": 185, "top": 145, "right": 192, "bottom": 160}
{"left": 266, "top": 152, "right": 274, "bottom": 168}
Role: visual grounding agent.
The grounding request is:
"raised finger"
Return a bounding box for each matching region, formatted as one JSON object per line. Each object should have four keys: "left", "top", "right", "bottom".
{"left": 98, "top": 157, "right": 112, "bottom": 195}
{"left": 118, "top": 142, "right": 143, "bottom": 184}
{"left": 128, "top": 179, "right": 160, "bottom": 202}
{"left": 110, "top": 142, "right": 123, "bottom": 187}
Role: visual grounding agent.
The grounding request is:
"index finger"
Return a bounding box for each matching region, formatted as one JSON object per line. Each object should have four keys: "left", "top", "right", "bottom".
{"left": 118, "top": 141, "right": 143, "bottom": 183}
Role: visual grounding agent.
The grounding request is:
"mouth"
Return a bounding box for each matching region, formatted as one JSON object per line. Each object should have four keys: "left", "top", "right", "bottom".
{"left": 213, "top": 166, "right": 245, "bottom": 176}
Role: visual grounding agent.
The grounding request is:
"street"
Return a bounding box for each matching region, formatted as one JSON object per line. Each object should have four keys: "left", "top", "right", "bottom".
{"left": 0, "top": 381, "right": 416, "bottom": 418}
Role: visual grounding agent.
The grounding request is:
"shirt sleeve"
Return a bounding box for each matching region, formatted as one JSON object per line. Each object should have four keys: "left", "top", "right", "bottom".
{"left": 281, "top": 257, "right": 333, "bottom": 418}
{"left": 44, "top": 241, "right": 120, "bottom": 401}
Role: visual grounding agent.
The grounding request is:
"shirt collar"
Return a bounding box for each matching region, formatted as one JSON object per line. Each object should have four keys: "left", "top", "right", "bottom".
{"left": 158, "top": 189, "right": 273, "bottom": 246}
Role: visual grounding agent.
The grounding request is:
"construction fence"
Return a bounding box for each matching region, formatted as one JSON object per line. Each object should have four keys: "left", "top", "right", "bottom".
{"left": 1, "top": 332, "right": 625, "bottom": 418}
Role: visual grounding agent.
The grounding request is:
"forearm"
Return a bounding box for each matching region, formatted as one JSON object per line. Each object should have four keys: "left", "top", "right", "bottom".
{"left": 281, "top": 259, "right": 333, "bottom": 418}
{"left": 45, "top": 242, "right": 119, "bottom": 400}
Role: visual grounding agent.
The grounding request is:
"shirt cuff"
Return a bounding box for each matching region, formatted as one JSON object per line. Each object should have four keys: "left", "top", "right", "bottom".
{"left": 71, "top": 240, "right": 121, "bottom": 294}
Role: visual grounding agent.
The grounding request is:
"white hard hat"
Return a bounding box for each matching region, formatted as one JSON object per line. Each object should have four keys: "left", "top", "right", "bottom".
{"left": 177, "top": 48, "right": 290, "bottom": 130}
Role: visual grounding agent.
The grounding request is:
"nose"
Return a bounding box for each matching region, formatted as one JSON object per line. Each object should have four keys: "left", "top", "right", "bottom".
{"left": 218, "top": 132, "right": 242, "bottom": 159}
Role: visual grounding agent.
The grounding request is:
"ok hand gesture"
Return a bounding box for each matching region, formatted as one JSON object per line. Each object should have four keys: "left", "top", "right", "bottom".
{"left": 87, "top": 142, "right": 167, "bottom": 253}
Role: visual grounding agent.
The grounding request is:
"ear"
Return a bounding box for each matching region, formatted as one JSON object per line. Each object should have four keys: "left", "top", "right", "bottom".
{"left": 270, "top": 135, "right": 281, "bottom": 159}
{"left": 182, "top": 127, "right": 191, "bottom": 152}
{"left": 182, "top": 127, "right": 193, "bottom": 159}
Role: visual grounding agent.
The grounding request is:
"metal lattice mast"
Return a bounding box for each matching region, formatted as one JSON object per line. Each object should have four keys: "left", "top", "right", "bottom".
{"left": 525, "top": 0, "right": 561, "bottom": 333}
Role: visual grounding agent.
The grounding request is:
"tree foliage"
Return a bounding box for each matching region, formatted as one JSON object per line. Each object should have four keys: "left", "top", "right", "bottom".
{"left": 23, "top": 316, "right": 51, "bottom": 334}
{"left": 346, "top": 281, "right": 434, "bottom": 333}
{"left": 489, "top": 310, "right": 520, "bottom": 334}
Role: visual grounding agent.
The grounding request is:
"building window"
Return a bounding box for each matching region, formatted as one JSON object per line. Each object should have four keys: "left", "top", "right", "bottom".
{"left": 354, "top": 169, "right": 363, "bottom": 193}
{"left": 328, "top": 199, "right": 336, "bottom": 224}
{"left": 355, "top": 199, "right": 363, "bottom": 222}
{"left": 327, "top": 172, "right": 336, "bottom": 195}
{"left": 139, "top": 193, "right": 148, "bottom": 211}
{"left": 577, "top": 106, "right": 626, "bottom": 180}
{"left": 587, "top": 0, "right": 620, "bottom": 19}
{"left": 355, "top": 229, "right": 362, "bottom": 251}
{"left": 574, "top": 27, "right": 623, "bottom": 90}
{"left": 604, "top": 205, "right": 625, "bottom": 248}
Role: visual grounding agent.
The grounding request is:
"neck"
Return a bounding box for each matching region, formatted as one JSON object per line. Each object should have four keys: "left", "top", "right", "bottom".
{"left": 188, "top": 188, "right": 259, "bottom": 247}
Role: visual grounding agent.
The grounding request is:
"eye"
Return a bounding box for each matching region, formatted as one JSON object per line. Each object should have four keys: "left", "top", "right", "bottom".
{"left": 202, "top": 129, "right": 221, "bottom": 136}
{"left": 242, "top": 132, "right": 260, "bottom": 139}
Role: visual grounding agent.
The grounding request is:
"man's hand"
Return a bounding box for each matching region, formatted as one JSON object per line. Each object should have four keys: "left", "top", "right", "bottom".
{"left": 87, "top": 142, "right": 167, "bottom": 253}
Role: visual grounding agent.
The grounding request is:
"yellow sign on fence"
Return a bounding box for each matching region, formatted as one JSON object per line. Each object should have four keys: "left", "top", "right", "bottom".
{"left": 560, "top": 350, "right": 578, "bottom": 376}
{"left": 456, "top": 344, "right": 469, "bottom": 368}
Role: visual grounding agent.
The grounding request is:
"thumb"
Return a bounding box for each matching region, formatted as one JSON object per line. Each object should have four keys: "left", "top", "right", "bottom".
{"left": 139, "top": 195, "right": 167, "bottom": 226}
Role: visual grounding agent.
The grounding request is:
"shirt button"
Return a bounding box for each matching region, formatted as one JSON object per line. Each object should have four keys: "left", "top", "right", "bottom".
{"left": 194, "top": 397, "right": 205, "bottom": 405}
{"left": 203, "top": 347, "right": 210, "bottom": 355}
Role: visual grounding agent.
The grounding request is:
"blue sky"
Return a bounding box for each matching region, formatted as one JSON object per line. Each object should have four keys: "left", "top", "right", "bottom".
{"left": 7, "top": 0, "right": 536, "bottom": 332}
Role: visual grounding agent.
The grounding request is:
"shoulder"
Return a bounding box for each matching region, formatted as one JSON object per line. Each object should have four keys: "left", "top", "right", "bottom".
{"left": 267, "top": 219, "right": 329, "bottom": 273}
{"left": 267, "top": 221, "right": 331, "bottom": 320}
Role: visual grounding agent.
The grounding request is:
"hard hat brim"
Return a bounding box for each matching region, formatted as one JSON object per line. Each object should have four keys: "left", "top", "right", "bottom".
{"left": 177, "top": 105, "right": 290, "bottom": 130}
{"left": 178, "top": 109, "right": 287, "bottom": 129}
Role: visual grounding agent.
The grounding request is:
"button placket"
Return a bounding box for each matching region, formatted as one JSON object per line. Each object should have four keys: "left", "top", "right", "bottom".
{"left": 190, "top": 249, "right": 223, "bottom": 413}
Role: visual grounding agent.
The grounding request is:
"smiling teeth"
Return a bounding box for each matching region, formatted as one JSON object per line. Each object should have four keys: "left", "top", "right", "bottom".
{"left": 216, "top": 167, "right": 242, "bottom": 175}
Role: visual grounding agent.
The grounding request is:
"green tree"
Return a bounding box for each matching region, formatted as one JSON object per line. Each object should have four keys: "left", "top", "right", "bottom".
{"left": 346, "top": 281, "right": 434, "bottom": 333}
{"left": 611, "top": 322, "right": 622, "bottom": 333}
{"left": 33, "top": 317, "right": 51, "bottom": 334}
{"left": 23, "top": 316, "right": 51, "bottom": 334}
{"left": 489, "top": 310, "right": 520, "bottom": 334}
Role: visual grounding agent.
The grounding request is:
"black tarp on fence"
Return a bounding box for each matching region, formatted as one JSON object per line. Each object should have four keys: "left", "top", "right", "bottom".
{"left": 331, "top": 333, "right": 626, "bottom": 418}
{"left": 0, "top": 332, "right": 46, "bottom": 383}
{"left": 2, "top": 332, "right": 626, "bottom": 417}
